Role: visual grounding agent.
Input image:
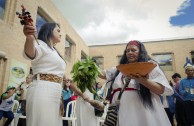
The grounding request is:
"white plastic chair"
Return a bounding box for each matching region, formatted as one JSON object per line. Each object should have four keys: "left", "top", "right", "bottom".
{"left": 11, "top": 100, "right": 19, "bottom": 113}
{"left": 10, "top": 100, "right": 19, "bottom": 126}
{"left": 97, "top": 104, "right": 109, "bottom": 126}
{"left": 62, "top": 100, "right": 77, "bottom": 126}
{"left": 14, "top": 102, "right": 26, "bottom": 126}
{"left": 14, "top": 114, "right": 26, "bottom": 126}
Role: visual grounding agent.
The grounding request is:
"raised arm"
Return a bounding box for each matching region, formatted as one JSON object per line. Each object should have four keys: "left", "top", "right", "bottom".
{"left": 23, "top": 24, "right": 36, "bottom": 59}
{"left": 2, "top": 90, "right": 15, "bottom": 100}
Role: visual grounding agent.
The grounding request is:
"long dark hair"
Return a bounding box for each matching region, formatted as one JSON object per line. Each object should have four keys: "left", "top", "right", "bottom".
{"left": 38, "top": 23, "right": 59, "bottom": 49}
{"left": 38, "top": 23, "right": 64, "bottom": 59}
{"left": 118, "top": 40, "right": 153, "bottom": 109}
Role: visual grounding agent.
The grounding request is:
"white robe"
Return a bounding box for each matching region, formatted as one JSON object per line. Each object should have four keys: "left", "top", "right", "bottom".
{"left": 24, "top": 40, "right": 66, "bottom": 126}
{"left": 76, "top": 89, "right": 98, "bottom": 126}
{"left": 105, "top": 65, "right": 173, "bottom": 126}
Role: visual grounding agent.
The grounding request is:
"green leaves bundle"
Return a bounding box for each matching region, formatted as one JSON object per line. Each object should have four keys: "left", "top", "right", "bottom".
{"left": 71, "top": 57, "right": 100, "bottom": 95}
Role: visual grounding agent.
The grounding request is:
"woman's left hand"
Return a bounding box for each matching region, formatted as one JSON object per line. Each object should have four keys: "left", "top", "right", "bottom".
{"left": 82, "top": 93, "right": 90, "bottom": 102}
{"left": 127, "top": 74, "right": 165, "bottom": 94}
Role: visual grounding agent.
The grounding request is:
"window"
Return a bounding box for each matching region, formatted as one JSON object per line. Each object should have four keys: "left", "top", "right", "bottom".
{"left": 0, "top": 54, "right": 7, "bottom": 94}
{"left": 81, "top": 51, "right": 87, "bottom": 62}
{"left": 152, "top": 53, "right": 173, "bottom": 71}
{"left": 117, "top": 55, "right": 122, "bottom": 64}
{"left": 92, "top": 56, "right": 104, "bottom": 69}
{"left": 36, "top": 13, "right": 47, "bottom": 33}
{"left": 190, "top": 51, "right": 194, "bottom": 64}
{"left": 0, "top": 0, "right": 6, "bottom": 19}
{"left": 0, "top": 0, "right": 17, "bottom": 25}
{"left": 36, "top": 7, "right": 53, "bottom": 33}
{"left": 65, "top": 35, "right": 74, "bottom": 61}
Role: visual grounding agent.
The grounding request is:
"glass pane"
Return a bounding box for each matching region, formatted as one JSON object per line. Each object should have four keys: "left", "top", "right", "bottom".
{"left": 191, "top": 52, "right": 194, "bottom": 64}
{"left": 65, "top": 40, "right": 72, "bottom": 61}
{"left": 117, "top": 55, "right": 122, "bottom": 64}
{"left": 81, "top": 52, "right": 87, "bottom": 61}
{"left": 0, "top": 0, "right": 6, "bottom": 19}
{"left": 152, "top": 53, "right": 173, "bottom": 71}
{"left": 36, "top": 13, "right": 47, "bottom": 33}
{"left": 93, "top": 57, "right": 104, "bottom": 69}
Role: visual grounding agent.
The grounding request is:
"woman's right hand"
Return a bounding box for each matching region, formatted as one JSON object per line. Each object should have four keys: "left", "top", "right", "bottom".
{"left": 23, "top": 24, "right": 36, "bottom": 39}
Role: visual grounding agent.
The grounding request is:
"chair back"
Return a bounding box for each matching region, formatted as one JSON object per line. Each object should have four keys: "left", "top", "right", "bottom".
{"left": 65, "top": 100, "right": 76, "bottom": 118}
{"left": 11, "top": 100, "right": 19, "bottom": 113}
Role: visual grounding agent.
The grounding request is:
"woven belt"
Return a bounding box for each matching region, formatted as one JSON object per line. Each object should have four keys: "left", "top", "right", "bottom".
{"left": 33, "top": 74, "right": 63, "bottom": 84}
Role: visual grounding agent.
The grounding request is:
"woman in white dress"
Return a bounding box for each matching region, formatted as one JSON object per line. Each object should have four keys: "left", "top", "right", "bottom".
{"left": 76, "top": 89, "right": 98, "bottom": 126}
{"left": 100, "top": 40, "right": 174, "bottom": 126}
{"left": 23, "top": 23, "right": 66, "bottom": 126}
{"left": 69, "top": 83, "right": 98, "bottom": 126}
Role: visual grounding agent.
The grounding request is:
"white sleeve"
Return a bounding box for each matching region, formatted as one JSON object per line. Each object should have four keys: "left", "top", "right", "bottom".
{"left": 149, "top": 65, "right": 174, "bottom": 96}
{"left": 23, "top": 40, "right": 44, "bottom": 61}
{"left": 105, "top": 67, "right": 117, "bottom": 81}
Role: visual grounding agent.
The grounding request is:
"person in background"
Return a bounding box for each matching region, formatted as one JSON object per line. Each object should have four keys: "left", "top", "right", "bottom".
{"left": 95, "top": 82, "right": 104, "bottom": 97}
{"left": 171, "top": 73, "right": 186, "bottom": 126}
{"left": 93, "top": 82, "right": 105, "bottom": 117}
{"left": 161, "top": 81, "right": 175, "bottom": 126}
{"left": 17, "top": 74, "right": 33, "bottom": 126}
{"left": 172, "top": 73, "right": 182, "bottom": 94}
{"left": 0, "top": 86, "right": 19, "bottom": 126}
{"left": 62, "top": 78, "right": 73, "bottom": 126}
{"left": 18, "top": 74, "right": 33, "bottom": 116}
{"left": 179, "top": 64, "right": 194, "bottom": 126}
{"left": 99, "top": 40, "right": 174, "bottom": 126}
{"left": 23, "top": 22, "right": 66, "bottom": 126}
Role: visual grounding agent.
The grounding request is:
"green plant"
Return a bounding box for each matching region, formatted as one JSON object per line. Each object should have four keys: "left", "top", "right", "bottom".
{"left": 71, "top": 57, "right": 100, "bottom": 95}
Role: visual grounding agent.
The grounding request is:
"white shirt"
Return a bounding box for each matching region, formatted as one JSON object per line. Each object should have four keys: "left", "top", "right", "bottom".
{"left": 23, "top": 40, "right": 66, "bottom": 78}
{"left": 0, "top": 93, "right": 16, "bottom": 111}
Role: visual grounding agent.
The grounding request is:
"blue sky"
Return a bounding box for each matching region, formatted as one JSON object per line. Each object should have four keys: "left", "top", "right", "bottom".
{"left": 170, "top": 0, "right": 194, "bottom": 26}
{"left": 53, "top": 0, "right": 194, "bottom": 45}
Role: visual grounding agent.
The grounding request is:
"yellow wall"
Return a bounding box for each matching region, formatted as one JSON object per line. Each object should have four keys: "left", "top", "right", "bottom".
{"left": 0, "top": 0, "right": 194, "bottom": 94}
{"left": 0, "top": 0, "right": 89, "bottom": 93}
{"left": 89, "top": 38, "right": 194, "bottom": 81}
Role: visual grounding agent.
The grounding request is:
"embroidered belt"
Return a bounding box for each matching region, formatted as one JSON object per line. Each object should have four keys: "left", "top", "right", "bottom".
{"left": 33, "top": 74, "right": 63, "bottom": 84}
{"left": 110, "top": 88, "right": 137, "bottom": 104}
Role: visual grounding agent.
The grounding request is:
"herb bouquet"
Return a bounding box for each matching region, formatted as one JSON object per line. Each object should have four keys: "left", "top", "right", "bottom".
{"left": 71, "top": 57, "right": 104, "bottom": 110}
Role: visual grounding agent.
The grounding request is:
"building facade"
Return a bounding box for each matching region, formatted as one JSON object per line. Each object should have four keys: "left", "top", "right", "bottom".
{"left": 0, "top": 0, "right": 194, "bottom": 94}
{"left": 89, "top": 38, "right": 194, "bottom": 82}
{"left": 0, "top": 0, "right": 89, "bottom": 94}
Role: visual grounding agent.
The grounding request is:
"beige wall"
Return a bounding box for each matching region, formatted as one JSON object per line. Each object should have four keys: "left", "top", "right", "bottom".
{"left": 89, "top": 38, "right": 194, "bottom": 81}
{"left": 0, "top": 0, "right": 194, "bottom": 94}
{"left": 0, "top": 0, "right": 89, "bottom": 93}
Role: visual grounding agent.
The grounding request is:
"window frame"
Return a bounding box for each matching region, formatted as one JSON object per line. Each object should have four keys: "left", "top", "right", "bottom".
{"left": 64, "top": 35, "right": 75, "bottom": 62}
{"left": 151, "top": 52, "right": 174, "bottom": 71}
{"left": 117, "top": 55, "right": 122, "bottom": 64}
{"left": 0, "top": 0, "right": 16, "bottom": 25}
{"left": 36, "top": 7, "right": 53, "bottom": 33}
{"left": 92, "top": 56, "right": 104, "bottom": 69}
{"left": 81, "top": 51, "right": 87, "bottom": 61}
{"left": 0, "top": 0, "right": 6, "bottom": 20}
{"left": 190, "top": 51, "right": 194, "bottom": 64}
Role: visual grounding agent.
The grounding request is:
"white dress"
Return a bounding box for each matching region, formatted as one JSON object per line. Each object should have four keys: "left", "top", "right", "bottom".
{"left": 23, "top": 40, "right": 66, "bottom": 126}
{"left": 76, "top": 89, "right": 98, "bottom": 126}
{"left": 105, "top": 65, "right": 173, "bottom": 126}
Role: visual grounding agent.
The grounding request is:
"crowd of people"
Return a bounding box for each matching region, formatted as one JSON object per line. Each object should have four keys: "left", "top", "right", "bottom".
{"left": 160, "top": 64, "right": 194, "bottom": 126}
{"left": 0, "top": 22, "right": 194, "bottom": 126}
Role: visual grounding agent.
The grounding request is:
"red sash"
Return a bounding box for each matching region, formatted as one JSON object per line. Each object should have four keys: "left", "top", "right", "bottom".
{"left": 110, "top": 88, "right": 137, "bottom": 104}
